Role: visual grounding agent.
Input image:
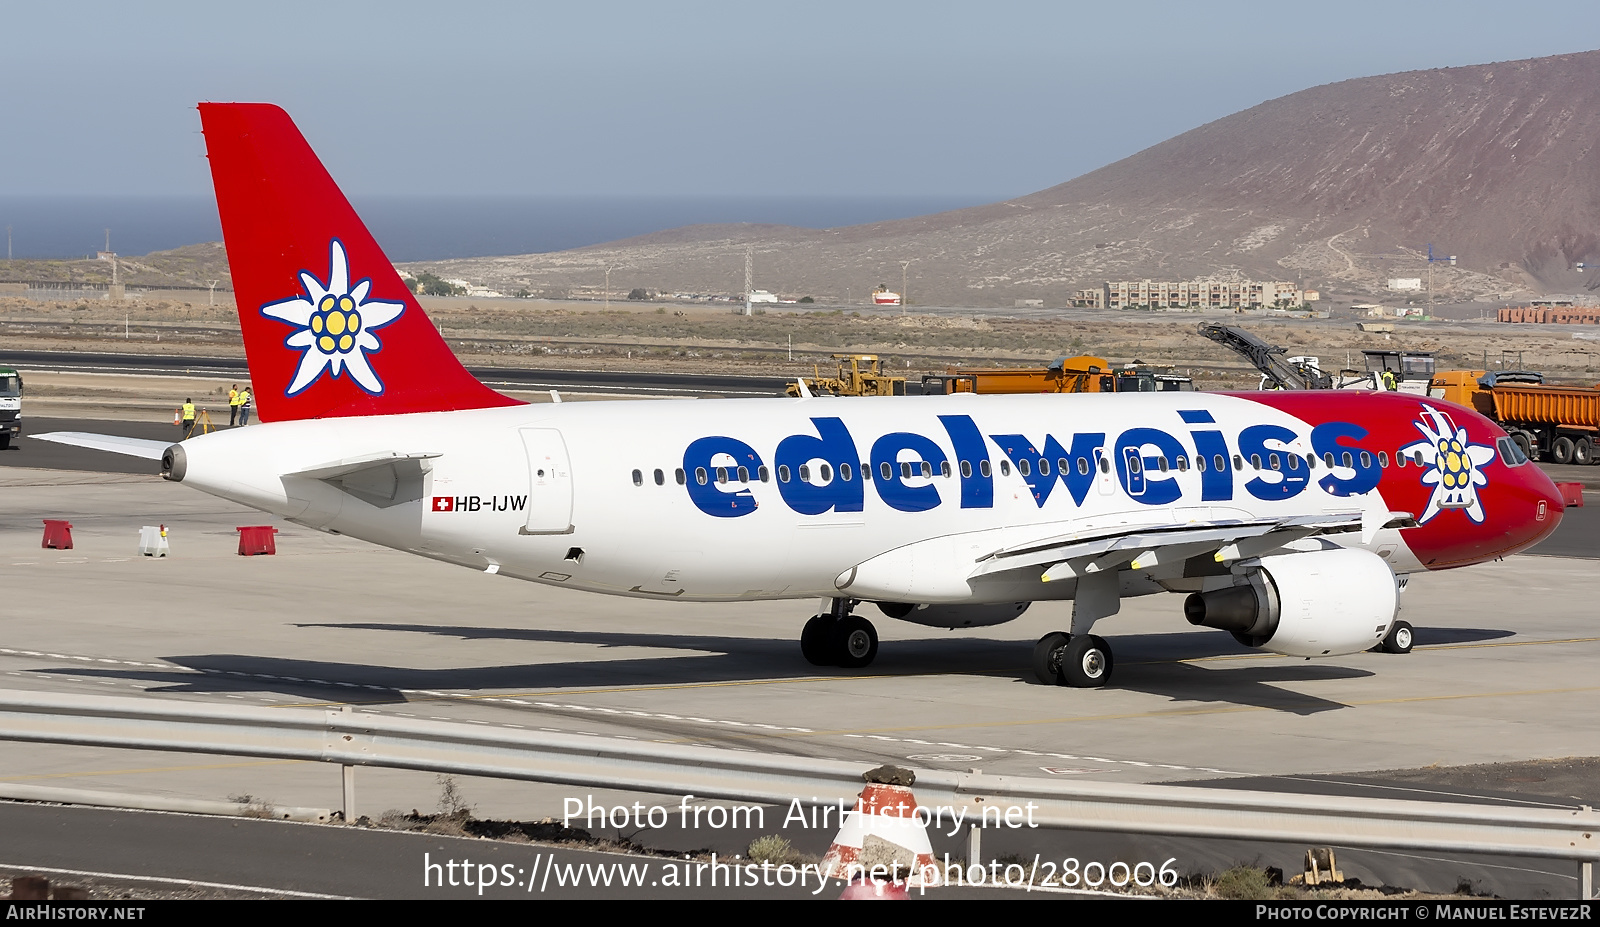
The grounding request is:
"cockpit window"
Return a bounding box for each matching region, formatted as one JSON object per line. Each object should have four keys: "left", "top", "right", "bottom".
{"left": 1496, "top": 436, "right": 1528, "bottom": 467}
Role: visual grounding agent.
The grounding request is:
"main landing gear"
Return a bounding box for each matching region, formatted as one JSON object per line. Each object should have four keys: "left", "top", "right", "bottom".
{"left": 801, "top": 599, "right": 879, "bottom": 669}
{"left": 1032, "top": 631, "right": 1114, "bottom": 687}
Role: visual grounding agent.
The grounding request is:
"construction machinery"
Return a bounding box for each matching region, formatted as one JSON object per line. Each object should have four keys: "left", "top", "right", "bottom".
{"left": 1430, "top": 369, "right": 1600, "bottom": 464}
{"left": 919, "top": 355, "right": 1193, "bottom": 395}
{"left": 784, "top": 354, "right": 907, "bottom": 397}
{"left": 1197, "top": 323, "right": 1435, "bottom": 394}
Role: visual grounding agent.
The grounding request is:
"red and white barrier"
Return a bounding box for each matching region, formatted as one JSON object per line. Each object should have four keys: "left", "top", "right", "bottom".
{"left": 820, "top": 782, "right": 940, "bottom": 894}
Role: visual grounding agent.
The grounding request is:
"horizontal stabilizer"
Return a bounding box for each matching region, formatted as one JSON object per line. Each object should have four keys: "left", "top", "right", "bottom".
{"left": 31, "top": 432, "right": 170, "bottom": 460}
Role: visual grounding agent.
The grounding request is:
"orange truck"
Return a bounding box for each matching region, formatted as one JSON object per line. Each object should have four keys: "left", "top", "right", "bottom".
{"left": 921, "top": 355, "right": 1193, "bottom": 395}
{"left": 1430, "top": 370, "right": 1600, "bottom": 465}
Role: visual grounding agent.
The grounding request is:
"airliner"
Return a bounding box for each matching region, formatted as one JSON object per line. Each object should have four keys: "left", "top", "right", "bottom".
{"left": 38, "top": 104, "right": 1566, "bottom": 689}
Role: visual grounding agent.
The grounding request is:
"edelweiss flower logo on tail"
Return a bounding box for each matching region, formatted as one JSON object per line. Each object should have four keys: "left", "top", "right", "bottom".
{"left": 261, "top": 240, "right": 405, "bottom": 396}
{"left": 1400, "top": 405, "right": 1496, "bottom": 524}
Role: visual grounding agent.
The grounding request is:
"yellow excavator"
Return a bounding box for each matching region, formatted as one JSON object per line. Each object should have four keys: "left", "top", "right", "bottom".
{"left": 784, "top": 354, "right": 908, "bottom": 397}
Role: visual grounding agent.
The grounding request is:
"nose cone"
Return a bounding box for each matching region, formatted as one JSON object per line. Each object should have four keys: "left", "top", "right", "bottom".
{"left": 1505, "top": 463, "right": 1566, "bottom": 554}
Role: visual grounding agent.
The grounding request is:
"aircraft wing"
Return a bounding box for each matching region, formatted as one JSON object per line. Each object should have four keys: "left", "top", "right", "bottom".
{"left": 30, "top": 432, "right": 171, "bottom": 460}
{"left": 838, "top": 502, "right": 1415, "bottom": 603}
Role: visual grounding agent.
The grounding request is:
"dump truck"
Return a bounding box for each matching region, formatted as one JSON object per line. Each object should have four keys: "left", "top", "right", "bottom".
{"left": 0, "top": 365, "right": 21, "bottom": 449}
{"left": 1430, "top": 370, "right": 1600, "bottom": 464}
{"left": 920, "top": 355, "right": 1193, "bottom": 395}
{"left": 785, "top": 354, "right": 908, "bottom": 397}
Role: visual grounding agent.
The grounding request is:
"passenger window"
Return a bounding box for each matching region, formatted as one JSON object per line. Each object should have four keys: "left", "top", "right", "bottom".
{"left": 676, "top": 468, "right": 686, "bottom": 485}
{"left": 1378, "top": 452, "right": 1389, "bottom": 468}
{"left": 716, "top": 467, "right": 728, "bottom": 484}
{"left": 799, "top": 465, "right": 811, "bottom": 483}
{"left": 654, "top": 468, "right": 665, "bottom": 485}
{"left": 981, "top": 460, "right": 993, "bottom": 478}
{"left": 695, "top": 467, "right": 708, "bottom": 485}
{"left": 1000, "top": 460, "right": 1011, "bottom": 476}
{"left": 1269, "top": 453, "right": 1281, "bottom": 471}
{"left": 1214, "top": 454, "right": 1226, "bottom": 472}
{"left": 1233, "top": 455, "right": 1244, "bottom": 471}
{"left": 840, "top": 463, "right": 852, "bottom": 482}
{"left": 1176, "top": 456, "right": 1188, "bottom": 472}
{"left": 941, "top": 461, "right": 952, "bottom": 478}
{"left": 758, "top": 466, "right": 769, "bottom": 482}
{"left": 1250, "top": 454, "right": 1262, "bottom": 470}
{"left": 900, "top": 461, "right": 912, "bottom": 480}
{"left": 1058, "top": 457, "right": 1070, "bottom": 475}
{"left": 1018, "top": 459, "right": 1032, "bottom": 477}
{"left": 1359, "top": 451, "right": 1372, "bottom": 469}
{"left": 1324, "top": 452, "right": 1336, "bottom": 468}
{"left": 921, "top": 461, "right": 932, "bottom": 478}
{"left": 737, "top": 466, "right": 749, "bottom": 483}
{"left": 778, "top": 465, "right": 791, "bottom": 483}
{"left": 1129, "top": 456, "right": 1143, "bottom": 474}
{"left": 881, "top": 462, "right": 893, "bottom": 481}
{"left": 1077, "top": 457, "right": 1090, "bottom": 476}
{"left": 1286, "top": 454, "right": 1300, "bottom": 471}
{"left": 1195, "top": 455, "right": 1207, "bottom": 473}
{"left": 862, "top": 461, "right": 871, "bottom": 481}
{"left": 1158, "top": 456, "right": 1169, "bottom": 473}
{"left": 1341, "top": 451, "right": 1354, "bottom": 469}
{"left": 1098, "top": 456, "right": 1110, "bottom": 474}
{"left": 632, "top": 469, "right": 643, "bottom": 486}
{"left": 820, "top": 463, "right": 832, "bottom": 482}
{"left": 1038, "top": 458, "right": 1051, "bottom": 476}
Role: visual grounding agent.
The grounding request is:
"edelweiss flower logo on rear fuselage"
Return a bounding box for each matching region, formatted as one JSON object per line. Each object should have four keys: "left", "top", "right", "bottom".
{"left": 1400, "top": 404, "right": 1497, "bottom": 524}
{"left": 261, "top": 239, "right": 405, "bottom": 396}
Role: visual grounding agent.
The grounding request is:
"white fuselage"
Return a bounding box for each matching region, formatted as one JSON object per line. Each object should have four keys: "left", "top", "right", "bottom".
{"left": 172, "top": 392, "right": 1424, "bottom": 606}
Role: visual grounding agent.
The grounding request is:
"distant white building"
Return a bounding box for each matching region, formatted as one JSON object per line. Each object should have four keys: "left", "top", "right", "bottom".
{"left": 1073, "top": 278, "right": 1313, "bottom": 310}
{"left": 1387, "top": 278, "right": 1423, "bottom": 292}
{"left": 747, "top": 289, "right": 779, "bottom": 304}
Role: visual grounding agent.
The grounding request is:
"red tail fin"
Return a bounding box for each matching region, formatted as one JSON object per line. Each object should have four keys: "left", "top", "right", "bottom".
{"left": 199, "top": 103, "right": 521, "bottom": 422}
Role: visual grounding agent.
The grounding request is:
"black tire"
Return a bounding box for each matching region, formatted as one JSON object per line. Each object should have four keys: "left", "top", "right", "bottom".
{"left": 1031, "top": 631, "right": 1070, "bottom": 685}
{"left": 1552, "top": 436, "right": 1576, "bottom": 465}
{"left": 1574, "top": 438, "right": 1594, "bottom": 466}
{"left": 1512, "top": 432, "right": 1535, "bottom": 462}
{"left": 1060, "top": 634, "right": 1114, "bottom": 688}
{"left": 800, "top": 615, "right": 833, "bottom": 666}
{"left": 833, "top": 616, "right": 878, "bottom": 668}
{"left": 0, "top": 434, "right": 9, "bottom": 450}
{"left": 1380, "top": 620, "right": 1414, "bottom": 655}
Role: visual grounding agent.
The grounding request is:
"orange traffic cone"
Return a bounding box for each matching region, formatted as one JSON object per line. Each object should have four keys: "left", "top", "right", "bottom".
{"left": 820, "top": 781, "right": 940, "bottom": 895}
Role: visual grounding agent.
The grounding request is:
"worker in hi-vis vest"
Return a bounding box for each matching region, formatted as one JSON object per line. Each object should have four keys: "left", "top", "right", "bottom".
{"left": 179, "top": 398, "right": 196, "bottom": 439}
{"left": 228, "top": 384, "right": 242, "bottom": 426}
{"left": 238, "top": 386, "right": 253, "bottom": 426}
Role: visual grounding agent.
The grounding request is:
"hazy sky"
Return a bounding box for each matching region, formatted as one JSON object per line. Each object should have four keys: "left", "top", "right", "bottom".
{"left": 5, "top": 1, "right": 1600, "bottom": 198}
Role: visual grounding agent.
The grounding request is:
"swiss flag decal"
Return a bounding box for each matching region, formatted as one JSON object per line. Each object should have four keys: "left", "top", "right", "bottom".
{"left": 432, "top": 496, "right": 454, "bottom": 512}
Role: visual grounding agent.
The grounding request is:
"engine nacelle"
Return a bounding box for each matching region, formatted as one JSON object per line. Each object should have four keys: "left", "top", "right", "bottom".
{"left": 1183, "top": 548, "right": 1398, "bottom": 657}
{"left": 876, "top": 601, "right": 1030, "bottom": 629}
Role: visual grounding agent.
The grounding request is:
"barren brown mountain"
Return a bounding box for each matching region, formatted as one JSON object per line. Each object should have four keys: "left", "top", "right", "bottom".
{"left": 413, "top": 49, "right": 1600, "bottom": 308}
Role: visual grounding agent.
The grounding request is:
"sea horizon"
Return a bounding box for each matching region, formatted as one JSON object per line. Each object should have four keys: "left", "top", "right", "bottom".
{"left": 0, "top": 193, "right": 1004, "bottom": 263}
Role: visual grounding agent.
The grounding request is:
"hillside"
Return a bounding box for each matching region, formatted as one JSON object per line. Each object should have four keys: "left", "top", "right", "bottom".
{"left": 408, "top": 49, "right": 1600, "bottom": 309}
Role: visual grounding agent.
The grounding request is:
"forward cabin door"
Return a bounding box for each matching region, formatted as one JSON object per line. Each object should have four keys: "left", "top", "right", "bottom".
{"left": 520, "top": 428, "right": 574, "bottom": 535}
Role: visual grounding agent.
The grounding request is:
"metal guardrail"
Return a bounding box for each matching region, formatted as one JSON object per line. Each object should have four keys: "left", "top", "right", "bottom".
{"left": 0, "top": 689, "right": 1594, "bottom": 897}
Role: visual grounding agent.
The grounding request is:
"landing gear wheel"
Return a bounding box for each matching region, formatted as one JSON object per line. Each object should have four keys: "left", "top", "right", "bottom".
{"left": 800, "top": 615, "right": 834, "bottom": 666}
{"left": 1553, "top": 435, "right": 1576, "bottom": 465}
{"left": 1061, "top": 635, "right": 1114, "bottom": 688}
{"left": 833, "top": 616, "right": 878, "bottom": 668}
{"left": 1575, "top": 438, "right": 1594, "bottom": 466}
{"left": 1032, "top": 631, "right": 1070, "bottom": 685}
{"left": 1380, "top": 620, "right": 1414, "bottom": 655}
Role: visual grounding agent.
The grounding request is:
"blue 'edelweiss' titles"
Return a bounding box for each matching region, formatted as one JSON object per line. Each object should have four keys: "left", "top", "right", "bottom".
{"left": 261, "top": 239, "right": 406, "bottom": 396}
{"left": 680, "top": 412, "right": 1389, "bottom": 518}
{"left": 1400, "top": 405, "right": 1495, "bottom": 524}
